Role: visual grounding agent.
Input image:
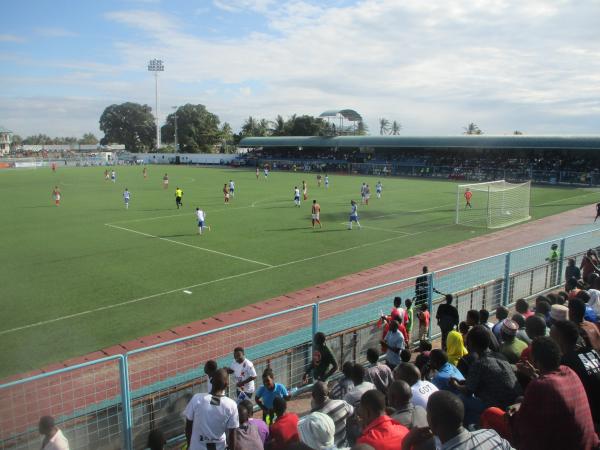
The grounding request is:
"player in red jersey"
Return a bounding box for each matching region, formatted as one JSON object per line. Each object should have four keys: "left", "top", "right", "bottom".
{"left": 256, "top": 167, "right": 260, "bottom": 180}
{"left": 143, "top": 167, "right": 147, "bottom": 179}
{"left": 52, "top": 186, "right": 61, "bottom": 206}
{"left": 311, "top": 200, "right": 322, "bottom": 229}
{"left": 51, "top": 162, "right": 56, "bottom": 172}
{"left": 464, "top": 188, "right": 473, "bottom": 209}
{"left": 223, "top": 183, "right": 230, "bottom": 204}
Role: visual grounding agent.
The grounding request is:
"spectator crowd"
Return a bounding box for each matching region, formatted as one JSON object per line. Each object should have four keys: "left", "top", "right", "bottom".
{"left": 36, "top": 253, "right": 600, "bottom": 450}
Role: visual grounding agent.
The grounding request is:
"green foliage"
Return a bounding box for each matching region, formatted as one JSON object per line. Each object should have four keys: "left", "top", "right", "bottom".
{"left": 463, "top": 123, "right": 483, "bottom": 135}
{"left": 79, "top": 133, "right": 99, "bottom": 145}
{"left": 99, "top": 102, "right": 155, "bottom": 152}
{"left": 390, "top": 121, "right": 402, "bottom": 135}
{"left": 379, "top": 118, "right": 390, "bottom": 135}
{"left": 162, "top": 104, "right": 223, "bottom": 153}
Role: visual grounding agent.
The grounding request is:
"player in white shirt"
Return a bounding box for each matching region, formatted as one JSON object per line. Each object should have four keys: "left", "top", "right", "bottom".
{"left": 325, "top": 174, "right": 329, "bottom": 188}
{"left": 226, "top": 347, "right": 257, "bottom": 402}
{"left": 39, "top": 416, "right": 70, "bottom": 450}
{"left": 123, "top": 188, "right": 131, "bottom": 209}
{"left": 264, "top": 167, "right": 269, "bottom": 179}
{"left": 294, "top": 186, "right": 301, "bottom": 207}
{"left": 111, "top": 170, "right": 116, "bottom": 183}
{"left": 185, "top": 369, "right": 239, "bottom": 450}
{"left": 229, "top": 180, "right": 235, "bottom": 197}
{"left": 348, "top": 200, "right": 361, "bottom": 230}
{"left": 376, "top": 181, "right": 382, "bottom": 198}
{"left": 196, "top": 208, "right": 211, "bottom": 234}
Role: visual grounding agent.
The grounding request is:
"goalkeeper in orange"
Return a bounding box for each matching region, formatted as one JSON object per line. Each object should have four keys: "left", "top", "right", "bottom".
{"left": 464, "top": 188, "right": 473, "bottom": 209}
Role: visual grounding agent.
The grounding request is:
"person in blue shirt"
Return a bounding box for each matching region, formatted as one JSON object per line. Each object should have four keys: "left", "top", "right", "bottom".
{"left": 429, "top": 349, "right": 464, "bottom": 392}
{"left": 255, "top": 368, "right": 291, "bottom": 424}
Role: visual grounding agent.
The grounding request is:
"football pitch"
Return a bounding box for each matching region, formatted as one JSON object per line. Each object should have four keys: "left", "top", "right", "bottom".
{"left": 0, "top": 165, "right": 596, "bottom": 377}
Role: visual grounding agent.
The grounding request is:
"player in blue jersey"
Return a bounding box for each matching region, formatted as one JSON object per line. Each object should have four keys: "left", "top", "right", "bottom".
{"left": 348, "top": 200, "right": 361, "bottom": 230}
{"left": 376, "top": 181, "right": 383, "bottom": 199}
{"left": 123, "top": 188, "right": 131, "bottom": 209}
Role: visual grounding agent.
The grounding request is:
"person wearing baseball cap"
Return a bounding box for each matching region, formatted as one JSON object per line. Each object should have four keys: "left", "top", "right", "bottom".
{"left": 499, "top": 319, "right": 528, "bottom": 364}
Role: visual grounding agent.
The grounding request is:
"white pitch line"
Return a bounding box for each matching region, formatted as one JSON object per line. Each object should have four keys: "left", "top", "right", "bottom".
{"left": 106, "top": 223, "right": 273, "bottom": 267}
{"left": 108, "top": 205, "right": 258, "bottom": 225}
{"left": 534, "top": 190, "right": 599, "bottom": 207}
{"left": 373, "top": 202, "right": 454, "bottom": 219}
{"left": 2, "top": 222, "right": 457, "bottom": 336}
{"left": 338, "top": 223, "right": 412, "bottom": 235}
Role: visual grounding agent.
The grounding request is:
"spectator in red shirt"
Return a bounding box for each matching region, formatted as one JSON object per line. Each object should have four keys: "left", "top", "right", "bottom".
{"left": 511, "top": 337, "right": 600, "bottom": 450}
{"left": 515, "top": 298, "right": 534, "bottom": 319}
{"left": 267, "top": 397, "right": 299, "bottom": 450}
{"left": 356, "top": 389, "right": 409, "bottom": 450}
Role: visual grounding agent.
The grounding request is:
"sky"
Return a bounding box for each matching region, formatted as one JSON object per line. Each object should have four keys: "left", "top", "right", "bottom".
{"left": 1, "top": 0, "right": 600, "bottom": 138}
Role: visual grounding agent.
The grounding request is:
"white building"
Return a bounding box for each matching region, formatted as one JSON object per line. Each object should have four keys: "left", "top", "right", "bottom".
{"left": 0, "top": 126, "right": 12, "bottom": 156}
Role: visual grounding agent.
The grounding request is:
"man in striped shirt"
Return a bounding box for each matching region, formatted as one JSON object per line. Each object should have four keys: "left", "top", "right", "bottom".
{"left": 310, "top": 381, "right": 353, "bottom": 448}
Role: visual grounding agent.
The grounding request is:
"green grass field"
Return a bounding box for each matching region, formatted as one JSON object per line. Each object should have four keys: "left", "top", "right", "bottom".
{"left": 0, "top": 165, "right": 595, "bottom": 377}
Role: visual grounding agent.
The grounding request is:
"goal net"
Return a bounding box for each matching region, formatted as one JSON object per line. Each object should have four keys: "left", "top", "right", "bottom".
{"left": 455, "top": 180, "right": 531, "bottom": 228}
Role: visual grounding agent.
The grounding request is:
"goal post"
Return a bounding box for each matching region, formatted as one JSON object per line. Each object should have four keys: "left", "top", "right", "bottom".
{"left": 455, "top": 180, "right": 531, "bottom": 228}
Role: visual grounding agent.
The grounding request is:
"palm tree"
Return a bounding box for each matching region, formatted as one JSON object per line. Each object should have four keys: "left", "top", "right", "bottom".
{"left": 390, "top": 121, "right": 402, "bottom": 135}
{"left": 241, "top": 116, "right": 257, "bottom": 136}
{"left": 379, "top": 118, "right": 390, "bottom": 135}
{"left": 463, "top": 123, "right": 482, "bottom": 135}
{"left": 513, "top": 130, "right": 523, "bottom": 135}
{"left": 270, "top": 115, "right": 286, "bottom": 136}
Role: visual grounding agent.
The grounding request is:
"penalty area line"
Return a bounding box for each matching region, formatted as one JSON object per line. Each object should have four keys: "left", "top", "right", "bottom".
{"left": 105, "top": 223, "right": 273, "bottom": 267}
{"left": 1, "top": 221, "right": 456, "bottom": 336}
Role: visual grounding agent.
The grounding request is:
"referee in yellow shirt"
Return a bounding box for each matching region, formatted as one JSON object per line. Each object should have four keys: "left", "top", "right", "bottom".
{"left": 175, "top": 187, "right": 183, "bottom": 209}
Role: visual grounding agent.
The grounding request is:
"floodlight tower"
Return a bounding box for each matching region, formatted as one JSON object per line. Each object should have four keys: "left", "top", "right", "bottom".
{"left": 147, "top": 59, "right": 164, "bottom": 149}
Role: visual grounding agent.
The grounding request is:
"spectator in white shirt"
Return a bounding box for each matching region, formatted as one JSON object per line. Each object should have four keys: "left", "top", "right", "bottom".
{"left": 393, "top": 362, "right": 438, "bottom": 409}
{"left": 185, "top": 368, "right": 239, "bottom": 450}
{"left": 39, "top": 416, "right": 69, "bottom": 450}
{"left": 226, "top": 347, "right": 257, "bottom": 401}
{"left": 344, "top": 364, "right": 376, "bottom": 408}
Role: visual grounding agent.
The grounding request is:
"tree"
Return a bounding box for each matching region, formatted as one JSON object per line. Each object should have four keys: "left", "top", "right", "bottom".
{"left": 513, "top": 130, "right": 524, "bottom": 135}
{"left": 284, "top": 115, "right": 332, "bottom": 136}
{"left": 161, "top": 104, "right": 222, "bottom": 153}
{"left": 463, "top": 123, "right": 483, "bottom": 135}
{"left": 99, "top": 102, "right": 155, "bottom": 152}
{"left": 390, "top": 121, "right": 402, "bottom": 135}
{"left": 379, "top": 118, "right": 390, "bottom": 135}
{"left": 355, "top": 120, "right": 368, "bottom": 136}
{"left": 23, "top": 134, "right": 53, "bottom": 145}
{"left": 10, "top": 134, "right": 22, "bottom": 150}
{"left": 241, "top": 116, "right": 270, "bottom": 137}
{"left": 270, "top": 115, "right": 286, "bottom": 136}
{"left": 79, "top": 133, "right": 99, "bottom": 145}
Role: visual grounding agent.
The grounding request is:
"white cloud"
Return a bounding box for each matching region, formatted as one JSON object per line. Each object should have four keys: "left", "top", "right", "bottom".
{"left": 0, "top": 34, "right": 25, "bottom": 43}
{"left": 34, "top": 27, "right": 78, "bottom": 38}
{"left": 6, "top": 0, "right": 600, "bottom": 136}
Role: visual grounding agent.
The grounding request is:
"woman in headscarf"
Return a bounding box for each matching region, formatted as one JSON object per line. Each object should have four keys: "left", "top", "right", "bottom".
{"left": 446, "top": 329, "right": 468, "bottom": 366}
{"left": 297, "top": 412, "right": 348, "bottom": 450}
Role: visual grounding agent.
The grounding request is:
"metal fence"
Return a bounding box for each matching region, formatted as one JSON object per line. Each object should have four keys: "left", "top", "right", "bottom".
{"left": 1, "top": 227, "right": 599, "bottom": 449}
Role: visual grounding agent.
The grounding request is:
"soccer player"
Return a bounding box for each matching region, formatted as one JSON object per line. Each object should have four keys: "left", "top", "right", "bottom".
{"left": 325, "top": 174, "right": 329, "bottom": 189}
{"left": 123, "top": 188, "right": 131, "bottom": 209}
{"left": 143, "top": 167, "right": 147, "bottom": 179}
{"left": 175, "top": 187, "right": 183, "bottom": 209}
{"left": 294, "top": 186, "right": 301, "bottom": 207}
{"left": 111, "top": 170, "right": 116, "bottom": 183}
{"left": 311, "top": 200, "right": 322, "bottom": 229}
{"left": 464, "top": 188, "right": 472, "bottom": 208}
{"left": 229, "top": 180, "right": 235, "bottom": 197}
{"left": 163, "top": 173, "right": 169, "bottom": 189}
{"left": 595, "top": 202, "right": 600, "bottom": 222}
{"left": 264, "top": 167, "right": 269, "bottom": 179}
{"left": 364, "top": 184, "right": 371, "bottom": 205}
{"left": 51, "top": 162, "right": 56, "bottom": 173}
{"left": 360, "top": 182, "right": 367, "bottom": 204}
{"left": 52, "top": 186, "right": 61, "bottom": 206}
{"left": 317, "top": 174, "right": 322, "bottom": 187}
{"left": 376, "top": 181, "right": 382, "bottom": 198}
{"left": 196, "top": 207, "right": 210, "bottom": 234}
{"left": 104, "top": 169, "right": 109, "bottom": 181}
{"left": 256, "top": 167, "right": 260, "bottom": 180}
{"left": 348, "top": 200, "right": 361, "bottom": 229}
{"left": 302, "top": 180, "right": 308, "bottom": 200}
{"left": 223, "top": 184, "right": 230, "bottom": 204}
